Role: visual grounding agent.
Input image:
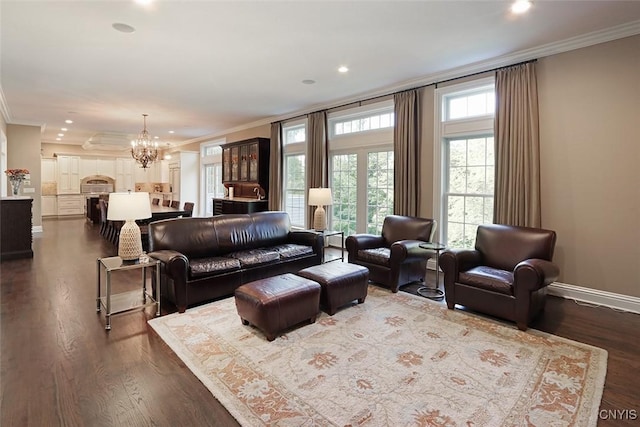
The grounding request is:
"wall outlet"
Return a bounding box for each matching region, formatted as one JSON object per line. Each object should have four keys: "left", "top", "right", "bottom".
{"left": 23, "top": 187, "right": 35, "bottom": 193}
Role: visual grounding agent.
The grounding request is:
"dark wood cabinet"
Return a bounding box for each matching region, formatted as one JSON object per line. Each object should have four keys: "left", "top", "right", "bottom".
{"left": 221, "top": 137, "right": 270, "bottom": 198}
{"left": 212, "top": 198, "right": 268, "bottom": 215}
{"left": 1, "top": 197, "right": 34, "bottom": 260}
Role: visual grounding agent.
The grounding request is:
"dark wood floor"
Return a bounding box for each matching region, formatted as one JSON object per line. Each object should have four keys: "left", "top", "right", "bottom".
{"left": 1, "top": 217, "right": 638, "bottom": 426}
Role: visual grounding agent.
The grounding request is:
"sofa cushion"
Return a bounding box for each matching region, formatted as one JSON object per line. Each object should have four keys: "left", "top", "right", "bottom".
{"left": 357, "top": 247, "right": 391, "bottom": 266}
{"left": 229, "top": 248, "right": 280, "bottom": 267}
{"left": 272, "top": 243, "right": 313, "bottom": 259}
{"left": 190, "top": 256, "right": 241, "bottom": 278}
{"left": 459, "top": 266, "right": 513, "bottom": 295}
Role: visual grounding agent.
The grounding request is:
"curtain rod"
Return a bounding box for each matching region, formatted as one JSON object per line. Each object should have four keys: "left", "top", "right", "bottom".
{"left": 272, "top": 58, "right": 537, "bottom": 125}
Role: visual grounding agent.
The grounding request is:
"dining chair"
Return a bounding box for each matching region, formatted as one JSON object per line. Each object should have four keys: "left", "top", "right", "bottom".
{"left": 162, "top": 199, "right": 170, "bottom": 207}
{"left": 183, "top": 202, "right": 194, "bottom": 217}
{"left": 171, "top": 200, "right": 180, "bottom": 209}
{"left": 152, "top": 198, "right": 160, "bottom": 205}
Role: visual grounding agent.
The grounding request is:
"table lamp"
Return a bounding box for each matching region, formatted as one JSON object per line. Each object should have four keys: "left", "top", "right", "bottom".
{"left": 107, "top": 192, "right": 152, "bottom": 260}
{"left": 308, "top": 188, "right": 333, "bottom": 231}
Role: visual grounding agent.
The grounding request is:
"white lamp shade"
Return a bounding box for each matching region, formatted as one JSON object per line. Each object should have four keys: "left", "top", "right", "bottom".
{"left": 107, "top": 192, "right": 152, "bottom": 221}
{"left": 308, "top": 188, "right": 333, "bottom": 206}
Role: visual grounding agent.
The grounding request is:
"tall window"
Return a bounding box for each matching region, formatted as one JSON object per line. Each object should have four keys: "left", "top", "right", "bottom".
{"left": 435, "top": 78, "right": 495, "bottom": 247}
{"left": 282, "top": 120, "right": 306, "bottom": 228}
{"left": 329, "top": 100, "right": 394, "bottom": 236}
{"left": 201, "top": 141, "right": 224, "bottom": 217}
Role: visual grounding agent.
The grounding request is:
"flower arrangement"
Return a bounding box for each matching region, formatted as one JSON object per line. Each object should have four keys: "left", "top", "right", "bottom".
{"left": 5, "top": 168, "right": 29, "bottom": 180}
{"left": 5, "top": 169, "right": 29, "bottom": 196}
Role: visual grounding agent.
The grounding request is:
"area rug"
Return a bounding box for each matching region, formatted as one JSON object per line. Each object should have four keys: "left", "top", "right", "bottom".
{"left": 149, "top": 285, "right": 607, "bottom": 426}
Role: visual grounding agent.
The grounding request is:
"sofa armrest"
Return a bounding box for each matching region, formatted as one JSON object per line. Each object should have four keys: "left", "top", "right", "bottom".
{"left": 514, "top": 259, "right": 560, "bottom": 291}
{"left": 289, "top": 230, "right": 325, "bottom": 260}
{"left": 148, "top": 249, "right": 188, "bottom": 279}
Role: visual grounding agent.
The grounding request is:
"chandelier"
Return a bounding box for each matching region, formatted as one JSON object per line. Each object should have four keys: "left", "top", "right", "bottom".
{"left": 131, "top": 114, "right": 159, "bottom": 169}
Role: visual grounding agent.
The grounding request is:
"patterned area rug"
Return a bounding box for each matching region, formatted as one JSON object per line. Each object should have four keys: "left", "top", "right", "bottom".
{"left": 149, "top": 285, "right": 607, "bottom": 426}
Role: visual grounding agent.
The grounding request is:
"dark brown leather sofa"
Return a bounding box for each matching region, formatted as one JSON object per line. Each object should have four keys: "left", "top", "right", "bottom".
{"left": 439, "top": 224, "right": 560, "bottom": 330}
{"left": 345, "top": 215, "right": 437, "bottom": 293}
{"left": 148, "top": 211, "right": 323, "bottom": 313}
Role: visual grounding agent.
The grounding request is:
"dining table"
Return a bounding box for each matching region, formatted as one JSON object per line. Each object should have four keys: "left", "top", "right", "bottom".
{"left": 137, "top": 205, "right": 190, "bottom": 224}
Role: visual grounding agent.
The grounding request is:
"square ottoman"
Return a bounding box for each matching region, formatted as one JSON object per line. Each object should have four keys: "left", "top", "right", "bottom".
{"left": 297, "top": 263, "right": 369, "bottom": 315}
{"left": 234, "top": 273, "right": 321, "bottom": 341}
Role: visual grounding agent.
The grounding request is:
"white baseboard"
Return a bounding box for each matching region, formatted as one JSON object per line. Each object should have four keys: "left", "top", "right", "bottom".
{"left": 426, "top": 260, "right": 640, "bottom": 314}
{"left": 547, "top": 282, "right": 640, "bottom": 315}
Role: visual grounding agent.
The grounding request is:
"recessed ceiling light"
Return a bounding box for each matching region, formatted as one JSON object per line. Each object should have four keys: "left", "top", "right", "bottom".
{"left": 56, "top": 138, "right": 61, "bottom": 141}
{"left": 511, "top": 0, "right": 531, "bottom": 14}
{"left": 168, "top": 130, "right": 175, "bottom": 134}
{"left": 338, "top": 66, "right": 349, "bottom": 73}
{"left": 61, "top": 127, "right": 68, "bottom": 131}
{"left": 58, "top": 133, "right": 64, "bottom": 137}
{"left": 112, "top": 23, "right": 136, "bottom": 33}
{"left": 302, "top": 79, "right": 316, "bottom": 85}
{"left": 65, "top": 119, "right": 73, "bottom": 124}
{"left": 135, "top": 0, "right": 153, "bottom": 5}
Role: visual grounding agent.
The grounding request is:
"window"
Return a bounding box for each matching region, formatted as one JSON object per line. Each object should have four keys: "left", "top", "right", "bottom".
{"left": 200, "top": 141, "right": 224, "bottom": 217}
{"left": 435, "top": 78, "right": 495, "bottom": 247}
{"left": 328, "top": 100, "right": 394, "bottom": 236}
{"left": 282, "top": 121, "right": 307, "bottom": 228}
{"left": 332, "top": 111, "right": 395, "bottom": 136}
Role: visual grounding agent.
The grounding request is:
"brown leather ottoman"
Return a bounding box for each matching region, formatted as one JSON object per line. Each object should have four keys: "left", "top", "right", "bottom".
{"left": 297, "top": 263, "right": 369, "bottom": 315}
{"left": 234, "top": 273, "right": 321, "bottom": 341}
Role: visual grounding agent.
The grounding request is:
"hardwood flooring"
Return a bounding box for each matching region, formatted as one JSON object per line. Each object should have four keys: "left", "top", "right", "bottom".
{"left": 1, "top": 217, "right": 638, "bottom": 426}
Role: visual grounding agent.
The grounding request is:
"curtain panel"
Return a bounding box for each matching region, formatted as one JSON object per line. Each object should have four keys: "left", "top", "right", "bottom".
{"left": 494, "top": 62, "right": 541, "bottom": 227}
{"left": 306, "top": 111, "right": 328, "bottom": 228}
{"left": 268, "top": 122, "right": 283, "bottom": 211}
{"left": 393, "top": 89, "right": 421, "bottom": 217}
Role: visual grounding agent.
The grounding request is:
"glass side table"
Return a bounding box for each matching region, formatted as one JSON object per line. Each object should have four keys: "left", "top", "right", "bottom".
{"left": 417, "top": 242, "right": 446, "bottom": 300}
{"left": 96, "top": 255, "right": 160, "bottom": 330}
{"left": 308, "top": 229, "right": 344, "bottom": 263}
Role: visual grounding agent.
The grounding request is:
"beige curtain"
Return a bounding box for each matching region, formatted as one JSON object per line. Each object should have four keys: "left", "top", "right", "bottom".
{"left": 393, "top": 89, "right": 421, "bottom": 217}
{"left": 494, "top": 62, "right": 541, "bottom": 227}
{"left": 268, "top": 122, "right": 283, "bottom": 211}
{"left": 306, "top": 111, "right": 328, "bottom": 228}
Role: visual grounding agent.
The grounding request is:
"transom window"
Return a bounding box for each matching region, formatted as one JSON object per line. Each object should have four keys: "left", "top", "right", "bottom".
{"left": 331, "top": 109, "right": 394, "bottom": 137}
{"left": 445, "top": 87, "right": 495, "bottom": 121}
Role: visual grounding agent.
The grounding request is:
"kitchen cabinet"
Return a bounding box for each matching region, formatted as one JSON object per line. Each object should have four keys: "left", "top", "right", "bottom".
{"left": 115, "top": 158, "right": 134, "bottom": 192}
{"left": 57, "top": 195, "right": 84, "bottom": 215}
{"left": 56, "top": 155, "right": 80, "bottom": 194}
{"left": 42, "top": 158, "right": 57, "bottom": 182}
{"left": 1, "top": 197, "right": 33, "bottom": 260}
{"left": 167, "top": 152, "right": 198, "bottom": 210}
{"left": 221, "top": 137, "right": 270, "bottom": 198}
{"left": 80, "top": 157, "right": 116, "bottom": 178}
{"left": 42, "top": 196, "right": 57, "bottom": 216}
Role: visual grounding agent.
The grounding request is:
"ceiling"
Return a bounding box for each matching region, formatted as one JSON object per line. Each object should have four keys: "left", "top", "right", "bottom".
{"left": 2, "top": 1, "right": 640, "bottom": 150}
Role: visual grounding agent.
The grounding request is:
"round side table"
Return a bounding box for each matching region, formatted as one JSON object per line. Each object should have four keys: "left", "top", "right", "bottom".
{"left": 417, "top": 242, "right": 446, "bottom": 300}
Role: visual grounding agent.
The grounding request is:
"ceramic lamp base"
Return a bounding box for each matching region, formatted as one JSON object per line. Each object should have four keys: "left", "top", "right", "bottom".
{"left": 313, "top": 206, "right": 326, "bottom": 231}
{"left": 118, "top": 219, "right": 143, "bottom": 261}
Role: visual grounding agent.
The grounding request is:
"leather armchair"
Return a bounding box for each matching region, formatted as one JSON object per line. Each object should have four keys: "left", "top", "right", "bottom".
{"left": 439, "top": 224, "right": 560, "bottom": 331}
{"left": 345, "top": 215, "right": 437, "bottom": 293}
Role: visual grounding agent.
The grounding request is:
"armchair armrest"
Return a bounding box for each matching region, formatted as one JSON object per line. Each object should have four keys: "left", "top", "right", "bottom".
{"left": 390, "top": 240, "right": 433, "bottom": 263}
{"left": 345, "top": 234, "right": 386, "bottom": 253}
{"left": 439, "top": 248, "right": 482, "bottom": 280}
{"left": 514, "top": 259, "right": 560, "bottom": 291}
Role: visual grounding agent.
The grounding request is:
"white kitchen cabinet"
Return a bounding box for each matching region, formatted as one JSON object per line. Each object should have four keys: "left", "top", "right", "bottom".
{"left": 41, "top": 196, "right": 57, "bottom": 216}
{"left": 115, "top": 158, "right": 134, "bottom": 192}
{"left": 80, "top": 157, "right": 116, "bottom": 178}
{"left": 42, "top": 158, "right": 57, "bottom": 182}
{"left": 57, "top": 155, "right": 80, "bottom": 194}
{"left": 168, "top": 151, "right": 198, "bottom": 213}
{"left": 57, "top": 195, "right": 84, "bottom": 215}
